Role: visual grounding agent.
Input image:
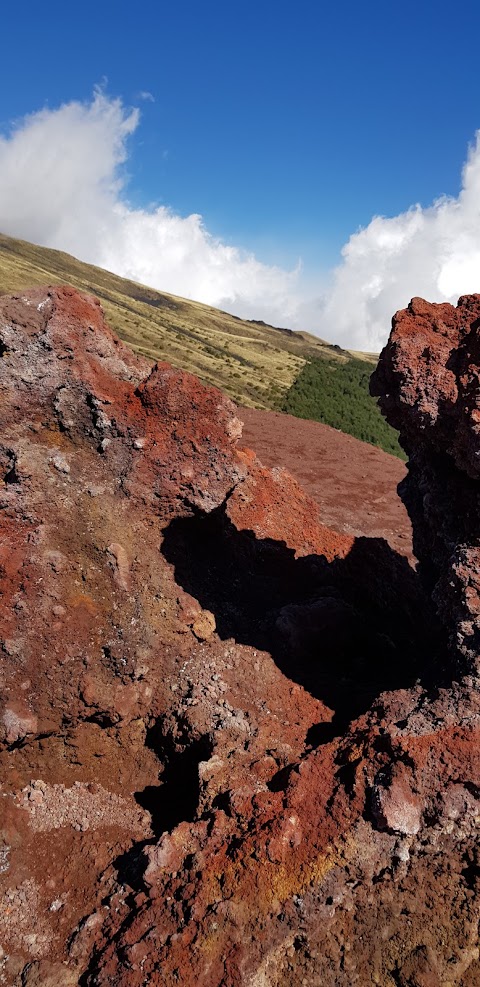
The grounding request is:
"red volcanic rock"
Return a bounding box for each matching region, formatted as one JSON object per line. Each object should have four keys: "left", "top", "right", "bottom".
{"left": 370, "top": 761, "right": 423, "bottom": 835}
{"left": 0, "top": 701, "right": 38, "bottom": 745}
{"left": 0, "top": 287, "right": 479, "bottom": 987}
{"left": 0, "top": 286, "right": 351, "bottom": 982}
{"left": 372, "top": 293, "right": 480, "bottom": 673}
{"left": 371, "top": 295, "right": 480, "bottom": 472}
{"left": 227, "top": 450, "right": 353, "bottom": 560}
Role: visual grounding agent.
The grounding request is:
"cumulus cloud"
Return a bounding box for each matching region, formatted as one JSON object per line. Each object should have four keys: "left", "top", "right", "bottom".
{"left": 2, "top": 89, "right": 480, "bottom": 351}
{"left": 0, "top": 90, "right": 300, "bottom": 328}
{"left": 323, "top": 135, "right": 480, "bottom": 351}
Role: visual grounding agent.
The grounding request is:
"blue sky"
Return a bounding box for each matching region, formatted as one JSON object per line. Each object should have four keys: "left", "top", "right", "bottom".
{"left": 1, "top": 0, "right": 480, "bottom": 349}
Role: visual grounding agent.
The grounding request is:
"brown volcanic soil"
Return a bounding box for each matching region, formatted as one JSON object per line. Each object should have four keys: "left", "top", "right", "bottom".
{"left": 239, "top": 406, "right": 412, "bottom": 557}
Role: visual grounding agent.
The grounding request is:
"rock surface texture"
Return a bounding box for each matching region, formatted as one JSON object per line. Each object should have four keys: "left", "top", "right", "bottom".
{"left": 0, "top": 287, "right": 478, "bottom": 986}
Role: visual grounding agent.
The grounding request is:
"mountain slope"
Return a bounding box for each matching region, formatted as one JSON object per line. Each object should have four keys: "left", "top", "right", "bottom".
{"left": 0, "top": 232, "right": 403, "bottom": 456}
{"left": 0, "top": 232, "right": 348, "bottom": 409}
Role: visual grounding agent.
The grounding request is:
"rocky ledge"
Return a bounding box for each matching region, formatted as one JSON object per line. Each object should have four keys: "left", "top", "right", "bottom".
{"left": 0, "top": 287, "right": 478, "bottom": 986}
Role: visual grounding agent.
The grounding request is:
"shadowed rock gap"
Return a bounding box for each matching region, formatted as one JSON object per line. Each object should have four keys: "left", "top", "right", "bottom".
{"left": 114, "top": 726, "right": 214, "bottom": 896}
{"left": 134, "top": 726, "right": 214, "bottom": 838}
{"left": 161, "top": 504, "right": 448, "bottom": 733}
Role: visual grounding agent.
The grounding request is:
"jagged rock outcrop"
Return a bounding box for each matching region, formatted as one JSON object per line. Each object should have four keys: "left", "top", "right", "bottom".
{"left": 0, "top": 287, "right": 479, "bottom": 987}
{"left": 371, "top": 294, "right": 480, "bottom": 676}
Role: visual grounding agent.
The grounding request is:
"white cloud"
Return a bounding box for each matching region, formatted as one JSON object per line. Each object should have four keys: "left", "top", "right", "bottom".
{"left": 1, "top": 90, "right": 480, "bottom": 352}
{"left": 322, "top": 135, "right": 480, "bottom": 351}
{"left": 0, "top": 90, "right": 300, "bottom": 329}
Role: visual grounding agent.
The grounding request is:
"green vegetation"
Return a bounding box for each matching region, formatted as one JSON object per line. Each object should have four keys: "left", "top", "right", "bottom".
{"left": 282, "top": 357, "right": 405, "bottom": 459}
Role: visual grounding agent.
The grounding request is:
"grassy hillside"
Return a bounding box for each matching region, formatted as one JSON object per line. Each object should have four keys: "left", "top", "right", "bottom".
{"left": 0, "top": 232, "right": 349, "bottom": 410}
{"left": 0, "top": 232, "right": 402, "bottom": 457}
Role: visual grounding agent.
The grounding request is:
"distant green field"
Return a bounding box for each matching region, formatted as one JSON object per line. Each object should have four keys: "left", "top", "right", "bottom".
{"left": 281, "top": 357, "right": 405, "bottom": 459}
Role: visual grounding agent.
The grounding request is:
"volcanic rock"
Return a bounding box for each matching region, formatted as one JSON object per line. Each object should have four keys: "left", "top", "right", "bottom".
{"left": 371, "top": 294, "right": 480, "bottom": 674}
{"left": 0, "top": 287, "right": 479, "bottom": 987}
